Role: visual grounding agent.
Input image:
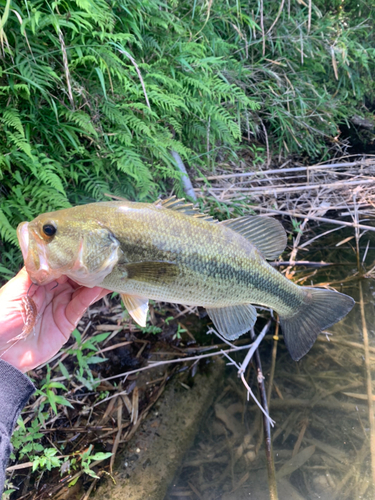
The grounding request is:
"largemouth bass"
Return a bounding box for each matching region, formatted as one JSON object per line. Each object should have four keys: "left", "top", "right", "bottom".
{"left": 17, "top": 198, "right": 354, "bottom": 360}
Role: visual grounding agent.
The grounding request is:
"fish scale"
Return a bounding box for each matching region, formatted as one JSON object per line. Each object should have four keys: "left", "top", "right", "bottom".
{"left": 99, "top": 204, "right": 302, "bottom": 312}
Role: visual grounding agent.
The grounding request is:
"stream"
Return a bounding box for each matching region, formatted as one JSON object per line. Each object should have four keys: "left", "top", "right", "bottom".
{"left": 164, "top": 227, "right": 375, "bottom": 500}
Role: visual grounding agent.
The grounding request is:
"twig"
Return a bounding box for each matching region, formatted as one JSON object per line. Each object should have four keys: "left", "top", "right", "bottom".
{"left": 307, "top": 0, "right": 312, "bottom": 33}
{"left": 110, "top": 399, "right": 123, "bottom": 473}
{"left": 285, "top": 216, "right": 310, "bottom": 275}
{"left": 260, "top": 119, "right": 270, "bottom": 167}
{"left": 316, "top": 336, "right": 375, "bottom": 354}
{"left": 194, "top": 160, "right": 375, "bottom": 181}
{"left": 236, "top": 321, "right": 275, "bottom": 426}
{"left": 171, "top": 150, "right": 197, "bottom": 201}
{"left": 198, "top": 178, "right": 375, "bottom": 195}
{"left": 260, "top": 0, "right": 265, "bottom": 56}
{"left": 251, "top": 207, "right": 375, "bottom": 232}
{"left": 58, "top": 29, "right": 74, "bottom": 109}
{"left": 299, "top": 225, "right": 345, "bottom": 249}
{"left": 352, "top": 194, "right": 362, "bottom": 273}
{"left": 70, "top": 342, "right": 255, "bottom": 393}
{"left": 249, "top": 327, "right": 278, "bottom": 500}
{"left": 238, "top": 321, "right": 271, "bottom": 378}
{"left": 266, "top": 0, "right": 286, "bottom": 35}
{"left": 267, "top": 321, "right": 279, "bottom": 406}
{"left": 80, "top": 477, "right": 99, "bottom": 500}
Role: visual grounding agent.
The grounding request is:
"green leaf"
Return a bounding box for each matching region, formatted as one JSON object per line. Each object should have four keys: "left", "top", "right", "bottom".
{"left": 91, "top": 332, "right": 112, "bottom": 343}
{"left": 68, "top": 476, "right": 80, "bottom": 487}
{"left": 86, "top": 356, "right": 107, "bottom": 364}
{"left": 89, "top": 452, "right": 112, "bottom": 461}
{"left": 46, "top": 382, "right": 67, "bottom": 391}
{"left": 58, "top": 362, "right": 70, "bottom": 380}
{"left": 95, "top": 66, "right": 107, "bottom": 99}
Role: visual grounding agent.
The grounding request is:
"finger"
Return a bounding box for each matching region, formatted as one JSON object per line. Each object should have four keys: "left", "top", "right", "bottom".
{"left": 71, "top": 286, "right": 109, "bottom": 303}
{"left": 63, "top": 287, "right": 109, "bottom": 336}
{"left": 0, "top": 267, "right": 33, "bottom": 301}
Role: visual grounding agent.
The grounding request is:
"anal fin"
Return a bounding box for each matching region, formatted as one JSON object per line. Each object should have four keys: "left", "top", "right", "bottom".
{"left": 121, "top": 294, "right": 149, "bottom": 327}
{"left": 206, "top": 304, "right": 258, "bottom": 340}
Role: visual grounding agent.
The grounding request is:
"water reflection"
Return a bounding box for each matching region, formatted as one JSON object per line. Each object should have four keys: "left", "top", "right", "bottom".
{"left": 165, "top": 232, "right": 375, "bottom": 500}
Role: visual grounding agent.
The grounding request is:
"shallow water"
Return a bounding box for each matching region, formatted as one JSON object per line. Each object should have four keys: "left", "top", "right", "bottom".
{"left": 165, "top": 228, "right": 375, "bottom": 500}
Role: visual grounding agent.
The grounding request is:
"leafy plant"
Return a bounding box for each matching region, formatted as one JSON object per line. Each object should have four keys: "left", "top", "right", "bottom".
{"left": 11, "top": 415, "right": 45, "bottom": 461}
{"left": 173, "top": 323, "right": 187, "bottom": 341}
{"left": 68, "top": 445, "right": 112, "bottom": 484}
{"left": 35, "top": 365, "right": 74, "bottom": 415}
{"left": 65, "top": 329, "right": 110, "bottom": 390}
{"left": 11, "top": 413, "right": 63, "bottom": 473}
{"left": 291, "top": 219, "right": 303, "bottom": 235}
{"left": 139, "top": 324, "right": 162, "bottom": 335}
{"left": 31, "top": 448, "right": 63, "bottom": 473}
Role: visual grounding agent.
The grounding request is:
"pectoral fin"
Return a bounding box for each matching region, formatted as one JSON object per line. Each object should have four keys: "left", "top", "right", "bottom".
{"left": 220, "top": 216, "right": 287, "bottom": 260}
{"left": 206, "top": 304, "right": 258, "bottom": 340}
{"left": 121, "top": 294, "right": 149, "bottom": 327}
{"left": 118, "top": 261, "right": 180, "bottom": 285}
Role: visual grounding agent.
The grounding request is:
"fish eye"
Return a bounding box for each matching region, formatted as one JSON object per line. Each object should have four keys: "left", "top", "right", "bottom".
{"left": 42, "top": 223, "right": 57, "bottom": 237}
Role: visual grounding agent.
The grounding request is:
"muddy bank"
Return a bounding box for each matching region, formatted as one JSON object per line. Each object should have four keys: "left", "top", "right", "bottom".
{"left": 93, "top": 358, "right": 224, "bottom": 500}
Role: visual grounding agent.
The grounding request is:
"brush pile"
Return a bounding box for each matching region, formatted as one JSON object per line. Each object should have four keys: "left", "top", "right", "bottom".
{"left": 195, "top": 155, "right": 375, "bottom": 220}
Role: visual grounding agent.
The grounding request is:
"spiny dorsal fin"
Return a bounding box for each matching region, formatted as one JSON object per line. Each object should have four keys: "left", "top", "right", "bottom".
{"left": 206, "top": 304, "right": 257, "bottom": 340}
{"left": 154, "top": 196, "right": 216, "bottom": 223}
{"left": 220, "top": 216, "right": 287, "bottom": 260}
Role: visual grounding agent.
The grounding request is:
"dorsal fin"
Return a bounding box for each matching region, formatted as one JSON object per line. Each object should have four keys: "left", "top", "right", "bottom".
{"left": 220, "top": 216, "right": 287, "bottom": 260}
{"left": 154, "top": 196, "right": 216, "bottom": 223}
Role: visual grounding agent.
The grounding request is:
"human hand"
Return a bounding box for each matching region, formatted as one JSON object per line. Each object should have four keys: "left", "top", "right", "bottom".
{"left": 0, "top": 268, "right": 109, "bottom": 373}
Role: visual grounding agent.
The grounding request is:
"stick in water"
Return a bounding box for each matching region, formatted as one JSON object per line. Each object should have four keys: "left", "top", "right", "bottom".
{"left": 249, "top": 326, "right": 279, "bottom": 500}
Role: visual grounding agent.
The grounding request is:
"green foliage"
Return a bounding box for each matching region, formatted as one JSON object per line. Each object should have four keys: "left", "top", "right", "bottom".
{"left": 11, "top": 413, "right": 111, "bottom": 477}
{"left": 139, "top": 324, "right": 162, "bottom": 335}
{"left": 291, "top": 219, "right": 303, "bottom": 236}
{"left": 35, "top": 365, "right": 74, "bottom": 415}
{"left": 66, "top": 329, "right": 111, "bottom": 390}
{"left": 0, "top": 0, "right": 259, "bottom": 277}
{"left": 69, "top": 445, "right": 112, "bottom": 483}
{"left": 31, "top": 448, "right": 63, "bottom": 473}
{"left": 11, "top": 412, "right": 63, "bottom": 473}
{"left": 11, "top": 415, "right": 45, "bottom": 461}
{"left": 10, "top": 332, "right": 113, "bottom": 480}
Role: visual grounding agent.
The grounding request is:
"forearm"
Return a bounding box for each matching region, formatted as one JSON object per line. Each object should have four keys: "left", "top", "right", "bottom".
{"left": 0, "top": 359, "right": 35, "bottom": 495}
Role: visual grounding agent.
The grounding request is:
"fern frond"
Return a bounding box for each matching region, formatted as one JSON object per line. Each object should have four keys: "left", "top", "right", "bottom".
{"left": 1, "top": 108, "right": 24, "bottom": 136}
{"left": 0, "top": 209, "right": 18, "bottom": 246}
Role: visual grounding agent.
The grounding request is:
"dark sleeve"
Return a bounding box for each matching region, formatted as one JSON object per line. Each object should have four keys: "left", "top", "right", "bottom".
{"left": 0, "top": 359, "right": 35, "bottom": 495}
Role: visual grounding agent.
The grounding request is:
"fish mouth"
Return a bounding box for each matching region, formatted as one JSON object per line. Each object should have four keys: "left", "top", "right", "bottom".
{"left": 17, "top": 222, "right": 57, "bottom": 285}
{"left": 17, "top": 222, "right": 29, "bottom": 263}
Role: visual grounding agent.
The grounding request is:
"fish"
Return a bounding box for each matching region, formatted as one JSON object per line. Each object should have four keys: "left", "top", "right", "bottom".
{"left": 17, "top": 197, "right": 355, "bottom": 361}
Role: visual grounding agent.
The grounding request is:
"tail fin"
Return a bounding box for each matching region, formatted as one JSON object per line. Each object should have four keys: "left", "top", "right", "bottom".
{"left": 279, "top": 287, "right": 355, "bottom": 361}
